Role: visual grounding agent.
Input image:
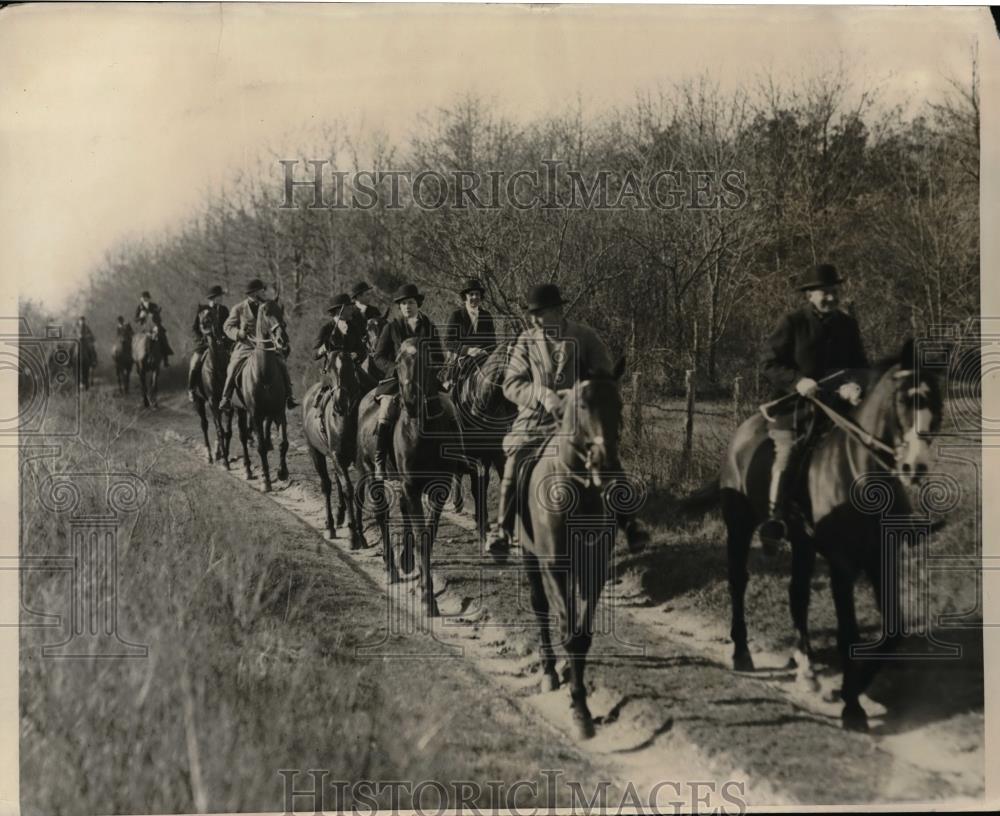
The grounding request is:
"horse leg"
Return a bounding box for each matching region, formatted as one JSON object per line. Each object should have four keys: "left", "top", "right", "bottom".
{"left": 256, "top": 417, "right": 272, "bottom": 491}
{"left": 137, "top": 365, "right": 149, "bottom": 407}
{"left": 238, "top": 410, "right": 254, "bottom": 480}
{"left": 723, "top": 492, "right": 755, "bottom": 671}
{"left": 308, "top": 447, "right": 336, "bottom": 540}
{"left": 789, "top": 535, "right": 819, "bottom": 691}
{"left": 829, "top": 557, "right": 868, "bottom": 731}
{"left": 451, "top": 472, "right": 464, "bottom": 514}
{"left": 197, "top": 401, "right": 213, "bottom": 463}
{"left": 420, "top": 485, "right": 446, "bottom": 617}
{"left": 523, "top": 550, "right": 559, "bottom": 690}
{"left": 150, "top": 368, "right": 158, "bottom": 408}
{"left": 567, "top": 535, "right": 608, "bottom": 740}
{"left": 340, "top": 460, "right": 366, "bottom": 550}
{"left": 472, "top": 460, "right": 490, "bottom": 547}
{"left": 277, "top": 420, "right": 289, "bottom": 481}
{"left": 379, "top": 479, "right": 399, "bottom": 583}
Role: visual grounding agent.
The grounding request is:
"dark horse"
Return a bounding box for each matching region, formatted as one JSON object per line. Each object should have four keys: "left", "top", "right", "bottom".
{"left": 519, "top": 359, "right": 628, "bottom": 740}
{"left": 234, "top": 299, "right": 290, "bottom": 492}
{"left": 132, "top": 322, "right": 162, "bottom": 408}
{"left": 111, "top": 324, "right": 133, "bottom": 395}
{"left": 75, "top": 338, "right": 97, "bottom": 391}
{"left": 302, "top": 350, "right": 369, "bottom": 549}
{"left": 448, "top": 343, "right": 517, "bottom": 545}
{"left": 356, "top": 338, "right": 466, "bottom": 614}
{"left": 192, "top": 307, "right": 234, "bottom": 468}
{"left": 683, "top": 339, "right": 942, "bottom": 731}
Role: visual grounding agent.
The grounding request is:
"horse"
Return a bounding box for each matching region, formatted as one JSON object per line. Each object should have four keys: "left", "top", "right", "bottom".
{"left": 302, "top": 349, "right": 369, "bottom": 549}
{"left": 447, "top": 342, "right": 517, "bottom": 546}
{"left": 132, "top": 323, "right": 162, "bottom": 408}
{"left": 681, "top": 339, "right": 942, "bottom": 731}
{"left": 233, "top": 299, "right": 290, "bottom": 492}
{"left": 111, "top": 325, "right": 133, "bottom": 395}
{"left": 75, "top": 339, "right": 97, "bottom": 390}
{"left": 192, "top": 307, "right": 234, "bottom": 468}
{"left": 356, "top": 338, "right": 466, "bottom": 614}
{"left": 519, "top": 359, "right": 628, "bottom": 740}
{"left": 361, "top": 315, "right": 387, "bottom": 382}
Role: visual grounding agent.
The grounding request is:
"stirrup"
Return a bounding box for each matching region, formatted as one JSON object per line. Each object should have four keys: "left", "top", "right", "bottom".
{"left": 758, "top": 517, "right": 787, "bottom": 544}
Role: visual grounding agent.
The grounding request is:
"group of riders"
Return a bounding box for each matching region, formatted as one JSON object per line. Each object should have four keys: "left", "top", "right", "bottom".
{"left": 80, "top": 261, "right": 866, "bottom": 549}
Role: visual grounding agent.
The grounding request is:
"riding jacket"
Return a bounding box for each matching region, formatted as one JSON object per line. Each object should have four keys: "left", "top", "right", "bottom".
{"left": 372, "top": 313, "right": 446, "bottom": 397}
{"left": 444, "top": 306, "right": 498, "bottom": 356}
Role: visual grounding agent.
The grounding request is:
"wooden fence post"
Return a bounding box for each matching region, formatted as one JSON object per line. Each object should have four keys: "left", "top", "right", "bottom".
{"left": 733, "top": 375, "right": 742, "bottom": 422}
{"left": 683, "top": 368, "right": 695, "bottom": 476}
{"left": 631, "top": 370, "right": 643, "bottom": 443}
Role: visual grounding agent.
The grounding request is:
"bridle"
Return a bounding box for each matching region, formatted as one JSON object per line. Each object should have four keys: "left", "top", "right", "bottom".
{"left": 324, "top": 350, "right": 360, "bottom": 416}
{"left": 555, "top": 378, "right": 621, "bottom": 490}
{"left": 254, "top": 302, "right": 288, "bottom": 354}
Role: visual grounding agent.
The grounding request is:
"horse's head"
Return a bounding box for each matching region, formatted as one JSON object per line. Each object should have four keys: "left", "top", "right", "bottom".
{"left": 326, "top": 350, "right": 361, "bottom": 415}
{"left": 258, "top": 300, "right": 290, "bottom": 355}
{"left": 396, "top": 338, "right": 435, "bottom": 415}
{"left": 561, "top": 357, "right": 626, "bottom": 486}
{"left": 366, "top": 316, "right": 385, "bottom": 351}
{"left": 862, "top": 338, "right": 943, "bottom": 486}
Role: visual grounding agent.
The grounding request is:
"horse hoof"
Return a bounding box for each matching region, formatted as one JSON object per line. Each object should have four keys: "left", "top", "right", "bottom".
{"left": 327, "top": 527, "right": 337, "bottom": 540}
{"left": 841, "top": 704, "right": 869, "bottom": 733}
{"left": 733, "top": 651, "right": 755, "bottom": 672}
{"left": 263, "top": 483, "right": 272, "bottom": 493}
{"left": 277, "top": 468, "right": 289, "bottom": 481}
{"left": 540, "top": 670, "right": 560, "bottom": 692}
{"left": 571, "top": 702, "right": 596, "bottom": 740}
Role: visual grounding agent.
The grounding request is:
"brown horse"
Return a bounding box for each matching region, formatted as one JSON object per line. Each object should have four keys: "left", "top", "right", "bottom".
{"left": 520, "top": 359, "right": 628, "bottom": 739}
{"left": 356, "top": 338, "right": 466, "bottom": 613}
{"left": 233, "top": 299, "right": 290, "bottom": 492}
{"left": 192, "top": 308, "right": 234, "bottom": 468}
{"left": 132, "top": 324, "right": 162, "bottom": 408}
{"left": 111, "top": 324, "right": 133, "bottom": 395}
{"left": 302, "top": 350, "right": 369, "bottom": 549}
{"left": 683, "top": 339, "right": 942, "bottom": 731}
{"left": 448, "top": 342, "right": 517, "bottom": 545}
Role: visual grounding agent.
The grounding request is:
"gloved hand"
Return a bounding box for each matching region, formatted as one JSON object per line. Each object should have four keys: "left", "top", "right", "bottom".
{"left": 467, "top": 347, "right": 486, "bottom": 357}
{"left": 837, "top": 382, "right": 863, "bottom": 406}
{"left": 541, "top": 389, "right": 563, "bottom": 417}
{"left": 795, "top": 377, "right": 819, "bottom": 398}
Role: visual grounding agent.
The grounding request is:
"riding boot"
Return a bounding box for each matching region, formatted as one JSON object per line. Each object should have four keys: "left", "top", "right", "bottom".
{"left": 489, "top": 456, "right": 518, "bottom": 555}
{"left": 219, "top": 370, "right": 236, "bottom": 411}
{"left": 759, "top": 464, "right": 789, "bottom": 544}
{"left": 282, "top": 366, "right": 298, "bottom": 409}
{"left": 373, "top": 421, "right": 393, "bottom": 480}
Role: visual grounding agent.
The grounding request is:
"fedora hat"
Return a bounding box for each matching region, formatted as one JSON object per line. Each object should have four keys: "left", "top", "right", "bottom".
{"left": 245, "top": 278, "right": 267, "bottom": 295}
{"left": 798, "top": 264, "right": 844, "bottom": 291}
{"left": 524, "top": 283, "right": 567, "bottom": 314}
{"left": 206, "top": 285, "right": 225, "bottom": 298}
{"left": 459, "top": 277, "right": 486, "bottom": 296}
{"left": 393, "top": 283, "right": 425, "bottom": 306}
{"left": 351, "top": 281, "right": 372, "bottom": 300}
{"left": 325, "top": 293, "right": 353, "bottom": 315}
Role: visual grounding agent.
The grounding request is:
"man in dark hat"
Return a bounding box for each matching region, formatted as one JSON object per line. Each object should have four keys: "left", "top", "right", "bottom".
{"left": 370, "top": 283, "right": 446, "bottom": 478}
{"left": 219, "top": 278, "right": 298, "bottom": 410}
{"left": 188, "top": 285, "right": 230, "bottom": 402}
{"left": 135, "top": 290, "right": 174, "bottom": 366}
{"left": 759, "top": 263, "right": 869, "bottom": 544}
{"left": 76, "top": 316, "right": 96, "bottom": 366}
{"left": 350, "top": 281, "right": 382, "bottom": 323}
{"left": 488, "top": 282, "right": 649, "bottom": 557}
{"left": 445, "top": 277, "right": 497, "bottom": 360}
{"left": 311, "top": 293, "right": 372, "bottom": 419}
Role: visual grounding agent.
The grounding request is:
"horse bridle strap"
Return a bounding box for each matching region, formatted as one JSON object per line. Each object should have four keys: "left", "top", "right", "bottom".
{"left": 805, "top": 394, "right": 897, "bottom": 470}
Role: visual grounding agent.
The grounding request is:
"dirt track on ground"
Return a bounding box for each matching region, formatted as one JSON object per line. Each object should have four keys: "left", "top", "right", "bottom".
{"left": 134, "top": 382, "right": 983, "bottom": 807}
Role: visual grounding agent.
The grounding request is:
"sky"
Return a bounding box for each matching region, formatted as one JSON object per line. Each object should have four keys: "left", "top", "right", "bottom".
{"left": 0, "top": 2, "right": 990, "bottom": 311}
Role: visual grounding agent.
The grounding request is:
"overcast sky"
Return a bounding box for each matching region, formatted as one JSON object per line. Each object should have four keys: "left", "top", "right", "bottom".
{"left": 0, "top": 3, "right": 989, "bottom": 311}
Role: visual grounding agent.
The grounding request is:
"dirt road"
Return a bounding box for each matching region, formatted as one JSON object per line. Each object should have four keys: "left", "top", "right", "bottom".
{"left": 140, "top": 386, "right": 984, "bottom": 807}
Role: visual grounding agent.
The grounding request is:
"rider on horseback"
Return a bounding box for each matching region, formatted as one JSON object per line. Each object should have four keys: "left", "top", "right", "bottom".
{"left": 351, "top": 281, "right": 383, "bottom": 325}
{"left": 371, "top": 283, "right": 447, "bottom": 479}
{"left": 489, "top": 283, "right": 650, "bottom": 557}
{"left": 219, "top": 278, "right": 298, "bottom": 411}
{"left": 758, "top": 263, "right": 869, "bottom": 545}
{"left": 135, "top": 291, "right": 174, "bottom": 366}
{"left": 443, "top": 277, "right": 498, "bottom": 387}
{"left": 312, "top": 293, "right": 371, "bottom": 419}
{"left": 76, "top": 316, "right": 96, "bottom": 363}
{"left": 188, "top": 285, "right": 230, "bottom": 403}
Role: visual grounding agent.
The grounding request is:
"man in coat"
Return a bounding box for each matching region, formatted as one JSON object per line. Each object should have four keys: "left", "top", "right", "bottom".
{"left": 219, "top": 278, "right": 298, "bottom": 410}
{"left": 351, "top": 281, "right": 383, "bottom": 323}
{"left": 312, "top": 292, "right": 373, "bottom": 419}
{"left": 135, "top": 290, "right": 174, "bottom": 366}
{"left": 759, "top": 263, "right": 870, "bottom": 544}
{"left": 488, "top": 282, "right": 649, "bottom": 557}
{"left": 188, "top": 285, "right": 230, "bottom": 402}
{"left": 370, "top": 283, "right": 447, "bottom": 478}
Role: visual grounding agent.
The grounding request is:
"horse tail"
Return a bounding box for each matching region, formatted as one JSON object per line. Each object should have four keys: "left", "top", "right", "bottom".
{"left": 676, "top": 476, "right": 721, "bottom": 518}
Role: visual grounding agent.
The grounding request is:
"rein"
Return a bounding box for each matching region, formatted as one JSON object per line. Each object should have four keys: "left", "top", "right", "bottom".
{"left": 805, "top": 392, "right": 901, "bottom": 475}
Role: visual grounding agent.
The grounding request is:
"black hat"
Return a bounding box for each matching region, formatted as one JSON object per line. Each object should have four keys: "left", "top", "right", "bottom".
{"left": 524, "top": 283, "right": 567, "bottom": 314}
{"left": 351, "top": 281, "right": 372, "bottom": 299}
{"left": 393, "top": 283, "right": 425, "bottom": 306}
{"left": 459, "top": 278, "right": 486, "bottom": 296}
{"left": 798, "top": 264, "right": 844, "bottom": 291}
{"left": 326, "top": 293, "right": 352, "bottom": 315}
{"left": 140, "top": 291, "right": 151, "bottom": 299}
{"left": 206, "top": 285, "right": 224, "bottom": 298}
{"left": 245, "top": 278, "right": 266, "bottom": 295}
